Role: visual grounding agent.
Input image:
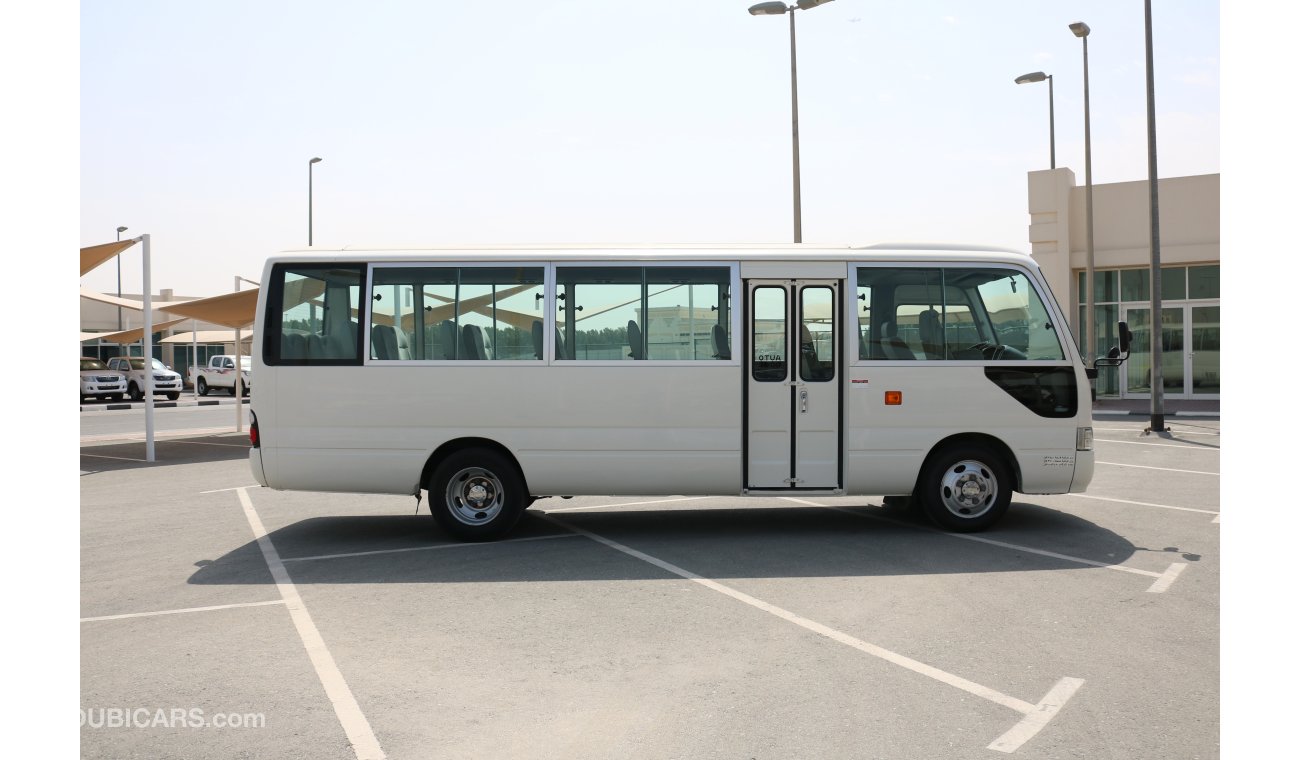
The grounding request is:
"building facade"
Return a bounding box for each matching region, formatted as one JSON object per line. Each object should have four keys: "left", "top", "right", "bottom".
{"left": 1027, "top": 170, "right": 1219, "bottom": 400}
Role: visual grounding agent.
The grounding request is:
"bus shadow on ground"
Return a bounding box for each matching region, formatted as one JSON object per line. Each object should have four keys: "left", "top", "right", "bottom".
{"left": 80, "top": 435, "right": 250, "bottom": 472}
{"left": 188, "top": 502, "right": 1137, "bottom": 586}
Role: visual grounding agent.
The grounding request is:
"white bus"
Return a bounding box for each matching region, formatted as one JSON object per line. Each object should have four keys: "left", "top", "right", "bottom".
{"left": 248, "top": 244, "right": 1129, "bottom": 540}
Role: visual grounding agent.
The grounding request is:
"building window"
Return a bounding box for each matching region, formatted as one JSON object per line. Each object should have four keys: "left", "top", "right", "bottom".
{"left": 1188, "top": 265, "right": 1219, "bottom": 299}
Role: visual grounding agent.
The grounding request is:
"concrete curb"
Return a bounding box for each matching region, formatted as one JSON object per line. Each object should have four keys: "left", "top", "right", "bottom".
{"left": 1093, "top": 410, "right": 1219, "bottom": 417}
{"left": 81, "top": 398, "right": 249, "bottom": 412}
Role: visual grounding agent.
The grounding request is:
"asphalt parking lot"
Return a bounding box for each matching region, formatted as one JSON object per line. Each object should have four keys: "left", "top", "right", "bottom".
{"left": 80, "top": 418, "right": 1220, "bottom": 759}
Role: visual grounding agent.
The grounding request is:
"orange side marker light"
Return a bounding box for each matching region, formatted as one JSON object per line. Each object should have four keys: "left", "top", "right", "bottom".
{"left": 884, "top": 391, "right": 902, "bottom": 405}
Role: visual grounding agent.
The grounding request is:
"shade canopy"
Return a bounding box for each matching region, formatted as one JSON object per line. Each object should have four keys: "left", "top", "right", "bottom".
{"left": 80, "top": 286, "right": 197, "bottom": 312}
{"left": 161, "top": 330, "right": 255, "bottom": 345}
{"left": 81, "top": 318, "right": 189, "bottom": 344}
{"left": 160, "top": 288, "right": 260, "bottom": 329}
{"left": 80, "top": 240, "right": 137, "bottom": 277}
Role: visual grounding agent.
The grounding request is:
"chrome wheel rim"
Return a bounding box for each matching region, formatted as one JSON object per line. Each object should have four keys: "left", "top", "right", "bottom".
{"left": 937, "top": 459, "right": 998, "bottom": 519}
{"left": 444, "top": 467, "right": 505, "bottom": 526}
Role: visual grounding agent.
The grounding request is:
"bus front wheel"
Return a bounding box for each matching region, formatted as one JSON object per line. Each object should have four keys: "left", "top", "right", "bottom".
{"left": 916, "top": 445, "right": 1011, "bottom": 532}
{"left": 428, "top": 448, "right": 525, "bottom": 541}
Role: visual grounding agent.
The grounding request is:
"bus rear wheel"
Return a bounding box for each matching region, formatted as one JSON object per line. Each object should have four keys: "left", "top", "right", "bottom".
{"left": 428, "top": 448, "right": 525, "bottom": 541}
{"left": 916, "top": 445, "right": 1011, "bottom": 532}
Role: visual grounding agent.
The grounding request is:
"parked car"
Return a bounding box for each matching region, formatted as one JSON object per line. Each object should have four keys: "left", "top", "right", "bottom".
{"left": 106, "top": 356, "right": 183, "bottom": 401}
{"left": 79, "top": 357, "right": 126, "bottom": 403}
{"left": 188, "top": 354, "right": 252, "bottom": 396}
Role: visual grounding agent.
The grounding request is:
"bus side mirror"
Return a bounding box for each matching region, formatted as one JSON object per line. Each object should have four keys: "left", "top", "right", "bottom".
{"left": 1093, "top": 321, "right": 1133, "bottom": 369}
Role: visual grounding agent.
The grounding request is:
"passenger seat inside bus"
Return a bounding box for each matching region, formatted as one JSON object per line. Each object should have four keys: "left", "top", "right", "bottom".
{"left": 711, "top": 324, "right": 731, "bottom": 360}
{"left": 534, "top": 321, "right": 569, "bottom": 361}
{"left": 439, "top": 320, "right": 462, "bottom": 360}
{"left": 879, "top": 322, "right": 916, "bottom": 360}
{"left": 282, "top": 332, "right": 306, "bottom": 360}
{"left": 627, "top": 320, "right": 644, "bottom": 360}
{"left": 370, "top": 324, "right": 411, "bottom": 360}
{"left": 462, "top": 324, "right": 491, "bottom": 360}
{"left": 918, "top": 309, "right": 944, "bottom": 359}
{"left": 555, "top": 326, "right": 568, "bottom": 360}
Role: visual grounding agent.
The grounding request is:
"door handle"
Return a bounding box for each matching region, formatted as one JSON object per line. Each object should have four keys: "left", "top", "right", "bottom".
{"left": 800, "top": 388, "right": 808, "bottom": 413}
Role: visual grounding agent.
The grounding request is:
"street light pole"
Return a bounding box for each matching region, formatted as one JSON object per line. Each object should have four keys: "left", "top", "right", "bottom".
{"left": 749, "top": 0, "right": 835, "bottom": 244}
{"left": 308, "top": 157, "right": 322, "bottom": 246}
{"left": 1143, "top": 0, "right": 1166, "bottom": 433}
{"left": 788, "top": 7, "right": 801, "bottom": 244}
{"left": 1014, "top": 72, "right": 1055, "bottom": 169}
{"left": 1071, "top": 21, "right": 1095, "bottom": 366}
{"left": 115, "top": 225, "right": 128, "bottom": 332}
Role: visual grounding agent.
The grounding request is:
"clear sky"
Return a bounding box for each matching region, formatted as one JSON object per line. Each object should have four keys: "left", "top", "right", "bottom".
{"left": 77, "top": 0, "right": 1219, "bottom": 297}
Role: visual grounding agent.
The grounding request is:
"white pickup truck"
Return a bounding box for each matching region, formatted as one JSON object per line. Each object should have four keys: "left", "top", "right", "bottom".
{"left": 107, "top": 356, "right": 184, "bottom": 401}
{"left": 189, "top": 354, "right": 252, "bottom": 396}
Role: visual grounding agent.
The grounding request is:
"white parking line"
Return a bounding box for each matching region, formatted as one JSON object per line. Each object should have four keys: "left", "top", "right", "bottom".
{"left": 200, "top": 484, "right": 264, "bottom": 494}
{"left": 81, "top": 599, "right": 285, "bottom": 623}
{"left": 1065, "top": 493, "right": 1219, "bottom": 518}
{"left": 1094, "top": 438, "right": 1219, "bottom": 451}
{"left": 785, "top": 498, "right": 1185, "bottom": 594}
{"left": 541, "top": 496, "right": 710, "bottom": 513}
{"left": 1097, "top": 461, "right": 1218, "bottom": 475}
{"left": 79, "top": 452, "right": 147, "bottom": 462}
{"left": 236, "top": 488, "right": 385, "bottom": 760}
{"left": 987, "top": 677, "right": 1086, "bottom": 753}
{"left": 542, "top": 513, "right": 1082, "bottom": 753}
{"left": 282, "top": 533, "right": 580, "bottom": 563}
{"left": 1146, "top": 563, "right": 1188, "bottom": 594}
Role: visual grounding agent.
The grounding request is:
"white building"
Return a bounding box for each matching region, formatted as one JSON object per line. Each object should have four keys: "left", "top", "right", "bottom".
{"left": 1027, "top": 170, "right": 1219, "bottom": 400}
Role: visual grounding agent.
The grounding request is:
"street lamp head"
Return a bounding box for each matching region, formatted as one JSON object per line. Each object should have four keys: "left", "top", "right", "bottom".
{"left": 1069, "top": 21, "right": 1090, "bottom": 38}
{"left": 116, "top": 226, "right": 128, "bottom": 233}
{"left": 795, "top": 0, "right": 835, "bottom": 9}
{"left": 1015, "top": 71, "right": 1047, "bottom": 85}
{"left": 309, "top": 157, "right": 323, "bottom": 164}
{"left": 749, "top": 2, "right": 789, "bottom": 15}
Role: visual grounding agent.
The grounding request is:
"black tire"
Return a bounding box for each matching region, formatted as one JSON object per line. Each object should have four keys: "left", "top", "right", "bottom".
{"left": 197, "top": 377, "right": 208, "bottom": 396}
{"left": 427, "top": 448, "right": 526, "bottom": 541}
{"left": 166, "top": 392, "right": 180, "bottom": 401}
{"left": 128, "top": 382, "right": 142, "bottom": 401}
{"left": 916, "top": 445, "right": 1012, "bottom": 532}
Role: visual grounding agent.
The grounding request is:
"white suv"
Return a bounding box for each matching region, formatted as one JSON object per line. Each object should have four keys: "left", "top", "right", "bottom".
{"left": 107, "top": 356, "right": 183, "bottom": 401}
{"left": 80, "top": 357, "right": 127, "bottom": 403}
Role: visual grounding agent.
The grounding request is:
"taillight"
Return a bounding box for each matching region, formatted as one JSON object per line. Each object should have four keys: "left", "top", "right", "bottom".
{"left": 249, "top": 411, "right": 260, "bottom": 448}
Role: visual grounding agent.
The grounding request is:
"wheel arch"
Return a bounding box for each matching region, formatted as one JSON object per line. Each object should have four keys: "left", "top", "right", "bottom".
{"left": 418, "top": 437, "right": 529, "bottom": 496}
{"left": 916, "top": 432, "right": 1022, "bottom": 495}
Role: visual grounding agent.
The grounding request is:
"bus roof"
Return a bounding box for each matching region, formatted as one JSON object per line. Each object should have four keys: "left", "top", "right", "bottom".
{"left": 268, "top": 242, "right": 1033, "bottom": 265}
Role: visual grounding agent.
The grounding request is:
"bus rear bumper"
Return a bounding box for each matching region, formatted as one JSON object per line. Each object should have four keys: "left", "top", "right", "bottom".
{"left": 249, "top": 447, "right": 269, "bottom": 488}
{"left": 1070, "top": 449, "right": 1095, "bottom": 492}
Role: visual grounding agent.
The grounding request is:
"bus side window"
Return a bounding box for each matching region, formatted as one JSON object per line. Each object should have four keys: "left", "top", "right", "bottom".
{"left": 368, "top": 266, "right": 543, "bottom": 361}
{"left": 268, "top": 264, "right": 364, "bottom": 365}
{"left": 558, "top": 266, "right": 731, "bottom": 361}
